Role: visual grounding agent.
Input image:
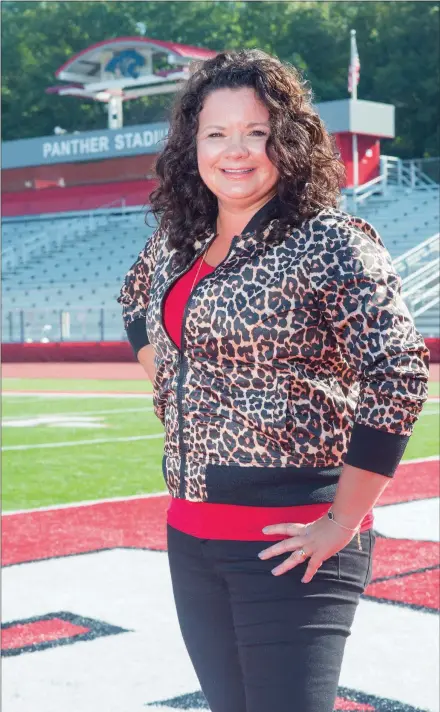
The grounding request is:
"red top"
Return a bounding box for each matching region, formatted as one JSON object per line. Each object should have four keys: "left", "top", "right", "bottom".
{"left": 163, "top": 255, "right": 374, "bottom": 541}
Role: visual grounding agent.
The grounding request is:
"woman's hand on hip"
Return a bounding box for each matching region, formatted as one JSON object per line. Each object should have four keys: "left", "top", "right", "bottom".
{"left": 258, "top": 516, "right": 355, "bottom": 583}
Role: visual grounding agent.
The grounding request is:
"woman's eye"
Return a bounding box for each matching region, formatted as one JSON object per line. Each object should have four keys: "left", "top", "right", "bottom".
{"left": 207, "top": 131, "right": 268, "bottom": 138}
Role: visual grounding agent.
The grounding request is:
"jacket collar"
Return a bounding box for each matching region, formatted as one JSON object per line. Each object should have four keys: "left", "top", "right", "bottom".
{"left": 241, "top": 193, "right": 281, "bottom": 236}
{"left": 193, "top": 193, "right": 281, "bottom": 253}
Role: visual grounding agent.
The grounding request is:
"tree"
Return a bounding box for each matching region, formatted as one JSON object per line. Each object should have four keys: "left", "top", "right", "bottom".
{"left": 1, "top": 1, "right": 439, "bottom": 158}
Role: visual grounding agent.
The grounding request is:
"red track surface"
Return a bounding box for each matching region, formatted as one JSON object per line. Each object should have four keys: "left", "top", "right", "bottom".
{"left": 2, "top": 460, "right": 439, "bottom": 613}
{"left": 3, "top": 361, "right": 439, "bottom": 382}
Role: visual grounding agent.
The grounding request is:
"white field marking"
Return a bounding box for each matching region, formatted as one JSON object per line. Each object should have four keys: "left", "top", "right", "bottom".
{"left": 3, "top": 415, "right": 107, "bottom": 429}
{"left": 3, "top": 389, "right": 438, "bottom": 396}
{"left": 2, "top": 490, "right": 168, "bottom": 516}
{"left": 2, "top": 549, "right": 438, "bottom": 711}
{"left": 373, "top": 497, "right": 440, "bottom": 541}
{"left": 1, "top": 432, "right": 164, "bottom": 452}
{"left": 398, "top": 453, "right": 439, "bottom": 465}
{"left": 2, "top": 391, "right": 152, "bottom": 399}
{"left": 3, "top": 407, "right": 153, "bottom": 421}
{"left": 2, "top": 454, "right": 438, "bottom": 517}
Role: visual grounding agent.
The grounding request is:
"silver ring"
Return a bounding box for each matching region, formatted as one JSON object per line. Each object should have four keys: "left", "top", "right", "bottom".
{"left": 297, "top": 548, "right": 308, "bottom": 559}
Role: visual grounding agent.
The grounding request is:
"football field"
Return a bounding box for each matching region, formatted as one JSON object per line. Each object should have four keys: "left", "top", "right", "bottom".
{"left": 2, "top": 367, "right": 439, "bottom": 712}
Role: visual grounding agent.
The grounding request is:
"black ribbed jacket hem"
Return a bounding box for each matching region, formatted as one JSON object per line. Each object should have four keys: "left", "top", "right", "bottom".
{"left": 344, "top": 422, "right": 410, "bottom": 477}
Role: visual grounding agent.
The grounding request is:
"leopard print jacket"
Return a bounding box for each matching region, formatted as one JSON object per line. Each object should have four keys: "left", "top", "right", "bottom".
{"left": 117, "top": 196, "right": 430, "bottom": 506}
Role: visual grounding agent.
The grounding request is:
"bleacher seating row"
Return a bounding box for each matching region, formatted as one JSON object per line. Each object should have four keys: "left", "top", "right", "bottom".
{"left": 354, "top": 187, "right": 439, "bottom": 261}
{"left": 2, "top": 185, "right": 439, "bottom": 343}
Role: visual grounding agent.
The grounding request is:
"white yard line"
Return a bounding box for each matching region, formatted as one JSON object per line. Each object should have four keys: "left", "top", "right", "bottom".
{"left": 4, "top": 407, "right": 153, "bottom": 420}
{"left": 2, "top": 433, "right": 164, "bottom": 452}
{"left": 2, "top": 391, "right": 152, "bottom": 399}
{"left": 3, "top": 391, "right": 439, "bottom": 401}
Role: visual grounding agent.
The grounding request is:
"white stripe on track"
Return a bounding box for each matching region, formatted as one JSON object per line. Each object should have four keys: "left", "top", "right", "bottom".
{"left": 2, "top": 490, "right": 168, "bottom": 516}
{"left": 398, "top": 454, "right": 439, "bottom": 464}
{"left": 2, "top": 433, "right": 164, "bottom": 452}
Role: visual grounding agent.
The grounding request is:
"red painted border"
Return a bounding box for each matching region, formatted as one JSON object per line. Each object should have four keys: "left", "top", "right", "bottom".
{"left": 1, "top": 341, "right": 135, "bottom": 362}
{"left": 3, "top": 340, "right": 439, "bottom": 363}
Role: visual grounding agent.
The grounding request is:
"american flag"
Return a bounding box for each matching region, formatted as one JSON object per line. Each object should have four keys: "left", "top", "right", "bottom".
{"left": 348, "top": 30, "right": 360, "bottom": 96}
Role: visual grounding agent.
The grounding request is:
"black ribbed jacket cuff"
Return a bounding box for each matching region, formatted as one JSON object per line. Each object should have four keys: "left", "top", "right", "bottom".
{"left": 126, "top": 317, "right": 149, "bottom": 358}
{"left": 344, "top": 422, "right": 410, "bottom": 477}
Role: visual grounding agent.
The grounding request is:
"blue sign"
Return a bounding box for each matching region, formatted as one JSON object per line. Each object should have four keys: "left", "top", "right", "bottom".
{"left": 1, "top": 122, "right": 170, "bottom": 169}
{"left": 105, "top": 49, "right": 146, "bottom": 79}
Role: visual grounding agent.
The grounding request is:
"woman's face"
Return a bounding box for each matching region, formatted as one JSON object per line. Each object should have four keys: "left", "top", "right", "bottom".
{"left": 196, "top": 87, "right": 279, "bottom": 207}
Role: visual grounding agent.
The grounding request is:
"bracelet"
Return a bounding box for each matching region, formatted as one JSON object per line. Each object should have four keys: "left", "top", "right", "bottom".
{"left": 327, "top": 508, "right": 363, "bottom": 551}
{"left": 327, "top": 508, "right": 359, "bottom": 532}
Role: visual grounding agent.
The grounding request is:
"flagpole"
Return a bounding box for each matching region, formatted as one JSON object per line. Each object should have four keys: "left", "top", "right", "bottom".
{"left": 350, "top": 29, "right": 359, "bottom": 192}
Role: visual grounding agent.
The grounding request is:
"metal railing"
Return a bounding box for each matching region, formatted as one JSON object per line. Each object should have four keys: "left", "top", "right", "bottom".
{"left": 396, "top": 233, "right": 440, "bottom": 319}
{"left": 2, "top": 306, "right": 126, "bottom": 344}
{"left": 342, "top": 156, "right": 439, "bottom": 210}
{"left": 401, "top": 261, "right": 440, "bottom": 317}
{"left": 381, "top": 155, "right": 439, "bottom": 190}
{"left": 393, "top": 233, "right": 440, "bottom": 278}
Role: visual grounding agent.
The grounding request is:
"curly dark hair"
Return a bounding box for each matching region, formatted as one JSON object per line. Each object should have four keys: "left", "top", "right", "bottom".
{"left": 147, "top": 48, "right": 345, "bottom": 269}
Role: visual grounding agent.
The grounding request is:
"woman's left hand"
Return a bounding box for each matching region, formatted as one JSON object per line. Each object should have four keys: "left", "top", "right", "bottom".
{"left": 258, "top": 515, "right": 356, "bottom": 583}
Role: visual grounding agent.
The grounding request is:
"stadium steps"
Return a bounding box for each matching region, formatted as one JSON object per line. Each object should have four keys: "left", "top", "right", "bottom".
{"left": 2, "top": 186, "right": 439, "bottom": 341}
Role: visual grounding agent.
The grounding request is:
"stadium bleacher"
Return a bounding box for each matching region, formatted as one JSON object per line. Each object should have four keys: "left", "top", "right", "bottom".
{"left": 2, "top": 210, "right": 154, "bottom": 342}
{"left": 2, "top": 177, "right": 439, "bottom": 343}
{"left": 354, "top": 186, "right": 439, "bottom": 260}
{"left": 354, "top": 185, "right": 440, "bottom": 337}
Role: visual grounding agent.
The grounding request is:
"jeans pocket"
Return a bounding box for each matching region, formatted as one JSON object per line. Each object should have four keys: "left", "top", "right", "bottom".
{"left": 337, "top": 530, "right": 374, "bottom": 589}
{"left": 363, "top": 530, "right": 376, "bottom": 589}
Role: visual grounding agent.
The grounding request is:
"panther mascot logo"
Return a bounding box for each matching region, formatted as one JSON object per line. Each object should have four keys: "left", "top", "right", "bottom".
{"left": 105, "top": 49, "right": 146, "bottom": 79}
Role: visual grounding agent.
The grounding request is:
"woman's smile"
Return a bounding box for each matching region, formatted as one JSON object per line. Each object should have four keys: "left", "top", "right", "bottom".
{"left": 220, "top": 167, "right": 257, "bottom": 179}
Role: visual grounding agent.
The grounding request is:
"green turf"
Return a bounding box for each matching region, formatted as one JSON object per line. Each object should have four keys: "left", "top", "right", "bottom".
{"left": 2, "top": 395, "right": 166, "bottom": 510}
{"left": 2, "top": 384, "right": 438, "bottom": 511}
{"left": 2, "top": 437, "right": 166, "bottom": 511}
{"left": 429, "top": 380, "right": 439, "bottom": 397}
{"left": 2, "top": 397, "right": 152, "bottom": 418}
{"left": 403, "top": 402, "right": 440, "bottom": 459}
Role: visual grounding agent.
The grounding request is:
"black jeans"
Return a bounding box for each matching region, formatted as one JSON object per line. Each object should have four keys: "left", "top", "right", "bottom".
{"left": 167, "top": 524, "right": 376, "bottom": 712}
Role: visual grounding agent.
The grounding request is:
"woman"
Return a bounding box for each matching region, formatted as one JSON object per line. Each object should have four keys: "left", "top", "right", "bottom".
{"left": 118, "top": 50, "right": 430, "bottom": 712}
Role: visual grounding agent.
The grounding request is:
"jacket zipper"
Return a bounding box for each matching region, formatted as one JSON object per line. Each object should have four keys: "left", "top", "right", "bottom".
{"left": 174, "top": 236, "right": 240, "bottom": 498}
